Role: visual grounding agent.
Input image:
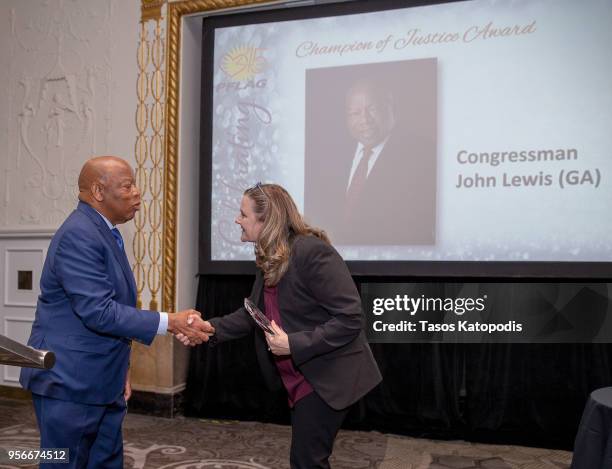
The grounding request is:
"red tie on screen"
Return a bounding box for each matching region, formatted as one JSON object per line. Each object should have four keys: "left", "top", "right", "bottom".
{"left": 345, "top": 146, "right": 373, "bottom": 220}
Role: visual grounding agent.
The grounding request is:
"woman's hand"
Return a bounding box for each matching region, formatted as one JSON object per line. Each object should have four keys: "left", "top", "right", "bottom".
{"left": 265, "top": 320, "right": 291, "bottom": 356}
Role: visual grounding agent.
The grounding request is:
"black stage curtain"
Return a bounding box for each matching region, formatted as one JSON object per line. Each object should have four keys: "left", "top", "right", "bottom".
{"left": 185, "top": 276, "right": 612, "bottom": 450}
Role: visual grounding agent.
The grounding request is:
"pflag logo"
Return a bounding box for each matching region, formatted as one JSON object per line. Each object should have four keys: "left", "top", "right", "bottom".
{"left": 221, "top": 46, "right": 267, "bottom": 81}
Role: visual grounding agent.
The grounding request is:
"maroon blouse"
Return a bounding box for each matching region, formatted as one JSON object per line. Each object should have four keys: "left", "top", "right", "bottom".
{"left": 263, "top": 285, "right": 313, "bottom": 407}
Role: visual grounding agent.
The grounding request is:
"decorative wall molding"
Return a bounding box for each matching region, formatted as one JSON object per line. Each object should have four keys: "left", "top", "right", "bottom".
{"left": 135, "top": 0, "right": 271, "bottom": 312}
{"left": 134, "top": 14, "right": 166, "bottom": 311}
{"left": 1, "top": 1, "right": 118, "bottom": 230}
{"left": 0, "top": 235, "right": 53, "bottom": 387}
{"left": 3, "top": 317, "right": 35, "bottom": 383}
{"left": 160, "top": 0, "right": 269, "bottom": 312}
{"left": 142, "top": 0, "right": 165, "bottom": 23}
{"left": 3, "top": 248, "right": 45, "bottom": 308}
{"left": 0, "top": 0, "right": 139, "bottom": 385}
{"left": 0, "top": 228, "right": 56, "bottom": 239}
{"left": 129, "top": 382, "right": 186, "bottom": 394}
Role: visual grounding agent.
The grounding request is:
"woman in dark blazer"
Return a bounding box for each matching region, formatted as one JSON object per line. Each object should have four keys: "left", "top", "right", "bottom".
{"left": 181, "top": 183, "right": 381, "bottom": 469}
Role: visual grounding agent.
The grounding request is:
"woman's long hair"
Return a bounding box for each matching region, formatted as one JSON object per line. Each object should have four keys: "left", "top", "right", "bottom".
{"left": 245, "top": 183, "right": 329, "bottom": 286}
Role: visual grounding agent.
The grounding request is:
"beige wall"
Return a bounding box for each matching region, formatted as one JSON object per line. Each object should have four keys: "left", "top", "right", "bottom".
{"left": 0, "top": 0, "right": 187, "bottom": 394}
{"left": 0, "top": 0, "right": 140, "bottom": 233}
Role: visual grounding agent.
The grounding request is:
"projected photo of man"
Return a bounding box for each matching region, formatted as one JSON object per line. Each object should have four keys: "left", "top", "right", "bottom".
{"left": 304, "top": 60, "right": 437, "bottom": 246}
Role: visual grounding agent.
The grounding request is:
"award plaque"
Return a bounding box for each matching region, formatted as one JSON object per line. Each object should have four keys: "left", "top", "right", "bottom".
{"left": 244, "top": 298, "right": 275, "bottom": 335}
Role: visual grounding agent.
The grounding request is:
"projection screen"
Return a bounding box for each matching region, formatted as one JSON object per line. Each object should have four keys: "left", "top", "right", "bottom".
{"left": 199, "top": 0, "right": 612, "bottom": 277}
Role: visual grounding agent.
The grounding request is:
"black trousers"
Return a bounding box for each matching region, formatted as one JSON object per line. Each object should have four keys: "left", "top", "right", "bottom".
{"left": 290, "top": 392, "right": 349, "bottom": 469}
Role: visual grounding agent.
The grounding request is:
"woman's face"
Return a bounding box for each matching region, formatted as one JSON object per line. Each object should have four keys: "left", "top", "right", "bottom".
{"left": 235, "top": 195, "right": 264, "bottom": 242}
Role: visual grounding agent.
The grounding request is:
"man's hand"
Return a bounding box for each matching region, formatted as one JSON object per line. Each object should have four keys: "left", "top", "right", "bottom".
{"left": 168, "top": 309, "right": 213, "bottom": 345}
{"left": 124, "top": 375, "right": 132, "bottom": 402}
{"left": 266, "top": 320, "right": 291, "bottom": 356}
{"left": 175, "top": 315, "right": 215, "bottom": 346}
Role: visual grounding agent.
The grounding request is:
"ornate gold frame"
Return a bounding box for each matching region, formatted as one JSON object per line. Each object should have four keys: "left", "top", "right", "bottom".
{"left": 161, "top": 0, "right": 271, "bottom": 311}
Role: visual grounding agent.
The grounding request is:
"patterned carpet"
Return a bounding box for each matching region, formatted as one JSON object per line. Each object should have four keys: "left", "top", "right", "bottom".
{"left": 0, "top": 397, "right": 572, "bottom": 468}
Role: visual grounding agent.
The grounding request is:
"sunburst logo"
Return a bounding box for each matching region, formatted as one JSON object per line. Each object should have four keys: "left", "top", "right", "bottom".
{"left": 221, "top": 46, "right": 267, "bottom": 81}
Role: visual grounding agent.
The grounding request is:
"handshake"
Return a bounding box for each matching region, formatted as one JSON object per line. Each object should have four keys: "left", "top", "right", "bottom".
{"left": 168, "top": 309, "right": 215, "bottom": 346}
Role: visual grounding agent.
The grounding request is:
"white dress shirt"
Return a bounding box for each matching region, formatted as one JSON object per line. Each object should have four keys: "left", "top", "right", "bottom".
{"left": 345, "top": 137, "right": 389, "bottom": 192}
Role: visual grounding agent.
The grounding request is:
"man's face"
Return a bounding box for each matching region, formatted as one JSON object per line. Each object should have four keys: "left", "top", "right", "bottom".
{"left": 346, "top": 85, "right": 395, "bottom": 148}
{"left": 100, "top": 163, "right": 141, "bottom": 225}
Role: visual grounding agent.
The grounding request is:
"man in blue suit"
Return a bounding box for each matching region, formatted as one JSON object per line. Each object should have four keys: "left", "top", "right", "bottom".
{"left": 20, "top": 156, "right": 213, "bottom": 468}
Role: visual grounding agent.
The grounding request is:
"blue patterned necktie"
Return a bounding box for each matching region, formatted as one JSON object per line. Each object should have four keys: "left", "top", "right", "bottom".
{"left": 111, "top": 228, "right": 124, "bottom": 251}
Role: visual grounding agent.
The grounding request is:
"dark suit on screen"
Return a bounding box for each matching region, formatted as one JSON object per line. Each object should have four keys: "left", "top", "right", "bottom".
{"left": 306, "top": 133, "right": 436, "bottom": 246}
{"left": 20, "top": 201, "right": 159, "bottom": 468}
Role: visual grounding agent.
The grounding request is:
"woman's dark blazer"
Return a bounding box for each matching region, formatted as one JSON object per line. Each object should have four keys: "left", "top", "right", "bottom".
{"left": 209, "top": 234, "right": 382, "bottom": 410}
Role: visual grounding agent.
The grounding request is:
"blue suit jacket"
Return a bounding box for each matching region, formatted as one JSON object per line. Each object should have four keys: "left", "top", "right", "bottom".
{"left": 20, "top": 201, "right": 159, "bottom": 405}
